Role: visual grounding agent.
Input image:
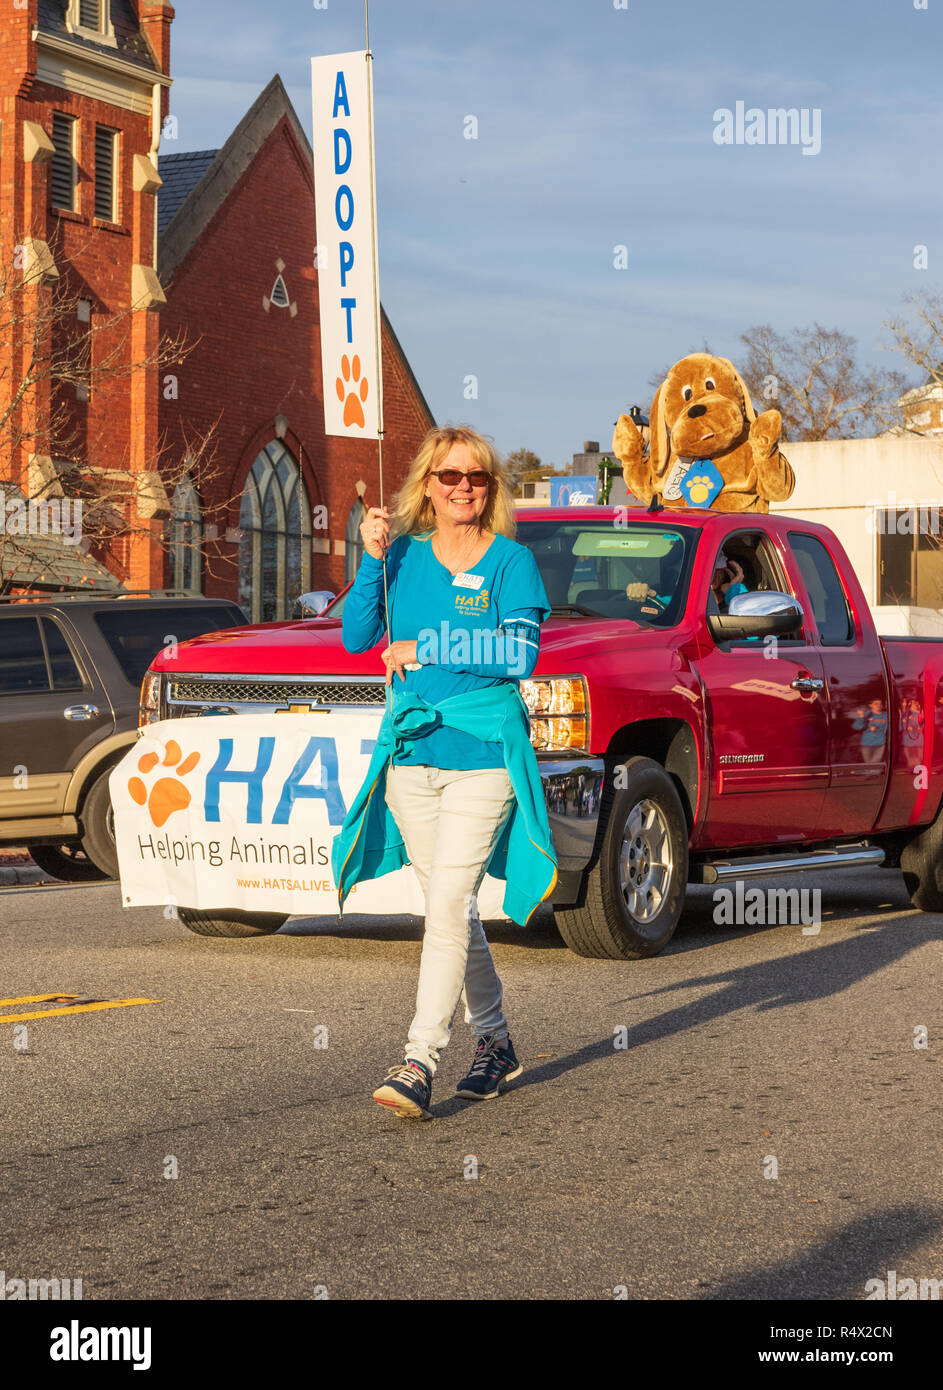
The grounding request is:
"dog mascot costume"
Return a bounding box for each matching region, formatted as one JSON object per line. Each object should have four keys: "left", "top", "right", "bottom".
{"left": 613, "top": 352, "right": 795, "bottom": 513}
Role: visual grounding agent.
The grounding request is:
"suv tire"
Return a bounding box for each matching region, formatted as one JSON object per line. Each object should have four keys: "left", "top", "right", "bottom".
{"left": 78, "top": 767, "right": 119, "bottom": 879}
{"left": 177, "top": 908, "right": 288, "bottom": 938}
{"left": 27, "top": 844, "right": 108, "bottom": 882}
{"left": 554, "top": 756, "right": 688, "bottom": 959}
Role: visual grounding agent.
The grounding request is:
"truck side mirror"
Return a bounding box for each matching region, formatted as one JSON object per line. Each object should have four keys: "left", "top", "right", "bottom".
{"left": 294, "top": 590, "right": 336, "bottom": 618}
{"left": 708, "top": 591, "right": 804, "bottom": 643}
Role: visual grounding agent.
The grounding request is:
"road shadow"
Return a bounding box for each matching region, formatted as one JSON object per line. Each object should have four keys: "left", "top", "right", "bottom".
{"left": 427, "top": 909, "right": 938, "bottom": 1110}
{"left": 693, "top": 1205, "right": 942, "bottom": 1300}
{"left": 282, "top": 868, "right": 916, "bottom": 959}
{"left": 665, "top": 868, "right": 915, "bottom": 957}
{"left": 280, "top": 904, "right": 564, "bottom": 950}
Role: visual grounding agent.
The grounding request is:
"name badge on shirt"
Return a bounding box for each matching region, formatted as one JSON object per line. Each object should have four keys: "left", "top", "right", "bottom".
{"left": 452, "top": 572, "right": 484, "bottom": 590}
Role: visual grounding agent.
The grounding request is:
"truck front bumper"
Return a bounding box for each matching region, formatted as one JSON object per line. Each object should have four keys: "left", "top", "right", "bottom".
{"left": 537, "top": 757, "right": 605, "bottom": 903}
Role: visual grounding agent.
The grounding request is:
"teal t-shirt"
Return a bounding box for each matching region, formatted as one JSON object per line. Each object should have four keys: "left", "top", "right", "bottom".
{"left": 342, "top": 531, "right": 551, "bottom": 769}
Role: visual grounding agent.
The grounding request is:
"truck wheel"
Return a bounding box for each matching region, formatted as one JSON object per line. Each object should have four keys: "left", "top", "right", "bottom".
{"left": 27, "top": 844, "right": 108, "bottom": 882}
{"left": 78, "top": 768, "right": 119, "bottom": 879}
{"left": 177, "top": 908, "right": 287, "bottom": 938}
{"left": 554, "top": 756, "right": 688, "bottom": 959}
{"left": 900, "top": 820, "right": 943, "bottom": 911}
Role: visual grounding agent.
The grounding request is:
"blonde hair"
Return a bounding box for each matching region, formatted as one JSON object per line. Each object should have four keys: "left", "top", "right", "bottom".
{"left": 390, "top": 425, "right": 517, "bottom": 540}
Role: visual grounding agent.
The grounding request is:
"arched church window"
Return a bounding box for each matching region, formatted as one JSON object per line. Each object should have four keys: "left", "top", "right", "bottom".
{"left": 170, "top": 477, "right": 202, "bottom": 594}
{"left": 238, "top": 441, "right": 311, "bottom": 622}
{"left": 345, "top": 499, "right": 366, "bottom": 584}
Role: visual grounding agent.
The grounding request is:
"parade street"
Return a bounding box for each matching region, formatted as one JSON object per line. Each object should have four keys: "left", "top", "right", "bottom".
{"left": 1, "top": 869, "right": 939, "bottom": 1302}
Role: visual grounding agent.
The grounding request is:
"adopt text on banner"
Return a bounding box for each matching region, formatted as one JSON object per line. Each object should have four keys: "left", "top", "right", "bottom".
{"left": 311, "top": 51, "right": 380, "bottom": 440}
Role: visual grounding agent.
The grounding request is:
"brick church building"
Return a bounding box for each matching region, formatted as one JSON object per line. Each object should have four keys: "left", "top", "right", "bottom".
{"left": 0, "top": 1, "right": 433, "bottom": 611}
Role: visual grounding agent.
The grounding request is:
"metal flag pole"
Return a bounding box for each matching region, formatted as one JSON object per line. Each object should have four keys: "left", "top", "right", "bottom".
{"left": 363, "top": 0, "right": 392, "bottom": 682}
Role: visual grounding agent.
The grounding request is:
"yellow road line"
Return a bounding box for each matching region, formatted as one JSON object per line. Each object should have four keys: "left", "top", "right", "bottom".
{"left": 0, "top": 994, "right": 80, "bottom": 1007}
{"left": 0, "top": 998, "right": 160, "bottom": 1024}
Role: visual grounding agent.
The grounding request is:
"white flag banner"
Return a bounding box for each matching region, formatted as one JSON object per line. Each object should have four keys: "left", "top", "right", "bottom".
{"left": 110, "top": 715, "right": 508, "bottom": 920}
{"left": 311, "top": 51, "right": 380, "bottom": 439}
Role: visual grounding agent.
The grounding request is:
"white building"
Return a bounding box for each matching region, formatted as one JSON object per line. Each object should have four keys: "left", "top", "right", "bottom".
{"left": 770, "top": 437, "right": 943, "bottom": 635}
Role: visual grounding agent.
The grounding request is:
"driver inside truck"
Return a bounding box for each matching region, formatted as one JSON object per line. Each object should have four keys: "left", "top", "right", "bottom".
{"left": 624, "top": 537, "right": 685, "bottom": 608}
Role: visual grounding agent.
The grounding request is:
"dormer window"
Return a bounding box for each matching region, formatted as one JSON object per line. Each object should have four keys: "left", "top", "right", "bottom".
{"left": 67, "top": 1, "right": 117, "bottom": 45}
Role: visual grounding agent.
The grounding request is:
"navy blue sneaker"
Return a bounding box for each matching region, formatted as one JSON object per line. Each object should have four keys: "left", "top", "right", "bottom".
{"left": 455, "top": 1034, "right": 523, "bottom": 1100}
{"left": 373, "top": 1059, "right": 433, "bottom": 1118}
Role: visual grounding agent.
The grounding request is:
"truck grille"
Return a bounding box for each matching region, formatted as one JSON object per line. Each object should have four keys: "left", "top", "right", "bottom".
{"left": 167, "top": 678, "right": 387, "bottom": 707}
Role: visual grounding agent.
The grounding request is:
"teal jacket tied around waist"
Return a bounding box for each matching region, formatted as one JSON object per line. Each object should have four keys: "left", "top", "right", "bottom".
{"left": 331, "top": 685, "right": 558, "bottom": 926}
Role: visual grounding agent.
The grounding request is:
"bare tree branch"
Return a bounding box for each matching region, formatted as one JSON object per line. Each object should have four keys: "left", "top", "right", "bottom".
{"left": 738, "top": 323, "right": 908, "bottom": 440}
{"left": 0, "top": 222, "right": 230, "bottom": 591}
{"left": 883, "top": 289, "right": 943, "bottom": 436}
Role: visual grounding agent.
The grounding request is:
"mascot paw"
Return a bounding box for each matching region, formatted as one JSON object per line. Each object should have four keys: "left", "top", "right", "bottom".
{"left": 749, "top": 409, "right": 782, "bottom": 460}
{"left": 613, "top": 413, "right": 644, "bottom": 468}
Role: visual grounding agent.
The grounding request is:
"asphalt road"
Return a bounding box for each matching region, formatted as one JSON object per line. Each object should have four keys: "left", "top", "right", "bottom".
{"left": 0, "top": 868, "right": 940, "bottom": 1301}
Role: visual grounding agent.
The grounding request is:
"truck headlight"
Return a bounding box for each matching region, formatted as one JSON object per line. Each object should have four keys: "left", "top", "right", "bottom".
{"left": 139, "top": 670, "right": 163, "bottom": 727}
{"left": 520, "top": 676, "right": 588, "bottom": 752}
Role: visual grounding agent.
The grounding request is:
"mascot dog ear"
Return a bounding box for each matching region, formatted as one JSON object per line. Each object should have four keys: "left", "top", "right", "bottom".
{"left": 717, "top": 356, "right": 757, "bottom": 427}
{"left": 649, "top": 382, "right": 671, "bottom": 481}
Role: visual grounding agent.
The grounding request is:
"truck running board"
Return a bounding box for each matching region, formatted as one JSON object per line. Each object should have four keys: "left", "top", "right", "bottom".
{"left": 692, "top": 843, "right": 886, "bottom": 885}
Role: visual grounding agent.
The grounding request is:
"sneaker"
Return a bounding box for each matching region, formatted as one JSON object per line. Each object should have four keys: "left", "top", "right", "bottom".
{"left": 373, "top": 1060, "right": 433, "bottom": 1118}
{"left": 455, "top": 1034, "right": 523, "bottom": 1100}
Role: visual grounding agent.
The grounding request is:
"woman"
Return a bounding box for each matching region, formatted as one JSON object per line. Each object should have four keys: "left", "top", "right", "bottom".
{"left": 332, "top": 424, "right": 554, "bottom": 1119}
{"left": 710, "top": 551, "right": 748, "bottom": 608}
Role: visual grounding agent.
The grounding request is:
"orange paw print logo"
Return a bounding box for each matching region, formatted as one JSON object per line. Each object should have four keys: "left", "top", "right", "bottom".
{"left": 686, "top": 474, "right": 714, "bottom": 504}
{"left": 128, "top": 741, "right": 200, "bottom": 828}
{"left": 336, "top": 353, "right": 369, "bottom": 428}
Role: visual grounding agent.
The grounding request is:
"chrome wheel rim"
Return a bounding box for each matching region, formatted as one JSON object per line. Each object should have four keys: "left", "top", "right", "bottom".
{"left": 619, "top": 797, "right": 673, "bottom": 923}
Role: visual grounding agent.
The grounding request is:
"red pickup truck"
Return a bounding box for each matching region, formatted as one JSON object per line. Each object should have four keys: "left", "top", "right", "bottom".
{"left": 139, "top": 506, "right": 943, "bottom": 958}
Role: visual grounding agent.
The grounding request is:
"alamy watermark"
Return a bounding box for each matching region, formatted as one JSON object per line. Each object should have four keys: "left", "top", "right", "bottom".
{"left": 1, "top": 1271, "right": 83, "bottom": 1300}
{"left": 416, "top": 622, "right": 528, "bottom": 677}
{"left": 0, "top": 490, "right": 83, "bottom": 546}
{"left": 713, "top": 881, "right": 822, "bottom": 934}
{"left": 865, "top": 1270, "right": 941, "bottom": 1300}
{"left": 713, "top": 102, "right": 822, "bottom": 157}
{"left": 866, "top": 497, "right": 943, "bottom": 534}
{"left": 50, "top": 1322, "right": 150, "bottom": 1370}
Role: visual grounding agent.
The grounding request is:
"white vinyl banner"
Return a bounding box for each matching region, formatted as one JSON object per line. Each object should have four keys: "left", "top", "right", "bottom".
{"left": 110, "top": 716, "right": 508, "bottom": 920}
{"left": 311, "top": 51, "right": 380, "bottom": 440}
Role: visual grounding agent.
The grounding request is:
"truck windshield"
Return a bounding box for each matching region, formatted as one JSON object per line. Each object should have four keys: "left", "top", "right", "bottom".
{"left": 323, "top": 519, "right": 697, "bottom": 627}
{"left": 516, "top": 518, "right": 696, "bottom": 626}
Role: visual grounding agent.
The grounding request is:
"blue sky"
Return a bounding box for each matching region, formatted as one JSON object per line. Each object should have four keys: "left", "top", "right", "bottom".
{"left": 167, "top": 0, "right": 943, "bottom": 467}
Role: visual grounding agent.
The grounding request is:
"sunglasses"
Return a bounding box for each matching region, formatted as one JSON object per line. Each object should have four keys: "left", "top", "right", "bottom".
{"left": 430, "top": 469, "right": 491, "bottom": 487}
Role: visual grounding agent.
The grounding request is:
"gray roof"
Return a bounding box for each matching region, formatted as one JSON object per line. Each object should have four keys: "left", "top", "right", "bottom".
{"left": 157, "top": 151, "right": 220, "bottom": 237}
{"left": 0, "top": 534, "right": 124, "bottom": 593}
{"left": 37, "top": 0, "right": 160, "bottom": 73}
{"left": 157, "top": 77, "right": 311, "bottom": 278}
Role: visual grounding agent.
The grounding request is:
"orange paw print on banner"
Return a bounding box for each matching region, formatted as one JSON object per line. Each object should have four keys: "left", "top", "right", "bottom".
{"left": 128, "top": 741, "right": 200, "bottom": 828}
{"left": 336, "top": 353, "right": 369, "bottom": 428}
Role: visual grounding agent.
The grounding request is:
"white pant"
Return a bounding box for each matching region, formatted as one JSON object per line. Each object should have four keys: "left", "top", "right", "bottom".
{"left": 384, "top": 763, "right": 516, "bottom": 1075}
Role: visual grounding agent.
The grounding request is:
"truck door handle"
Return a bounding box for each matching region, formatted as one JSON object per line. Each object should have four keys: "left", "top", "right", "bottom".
{"left": 791, "top": 676, "right": 823, "bottom": 694}
{"left": 64, "top": 704, "right": 100, "bottom": 720}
